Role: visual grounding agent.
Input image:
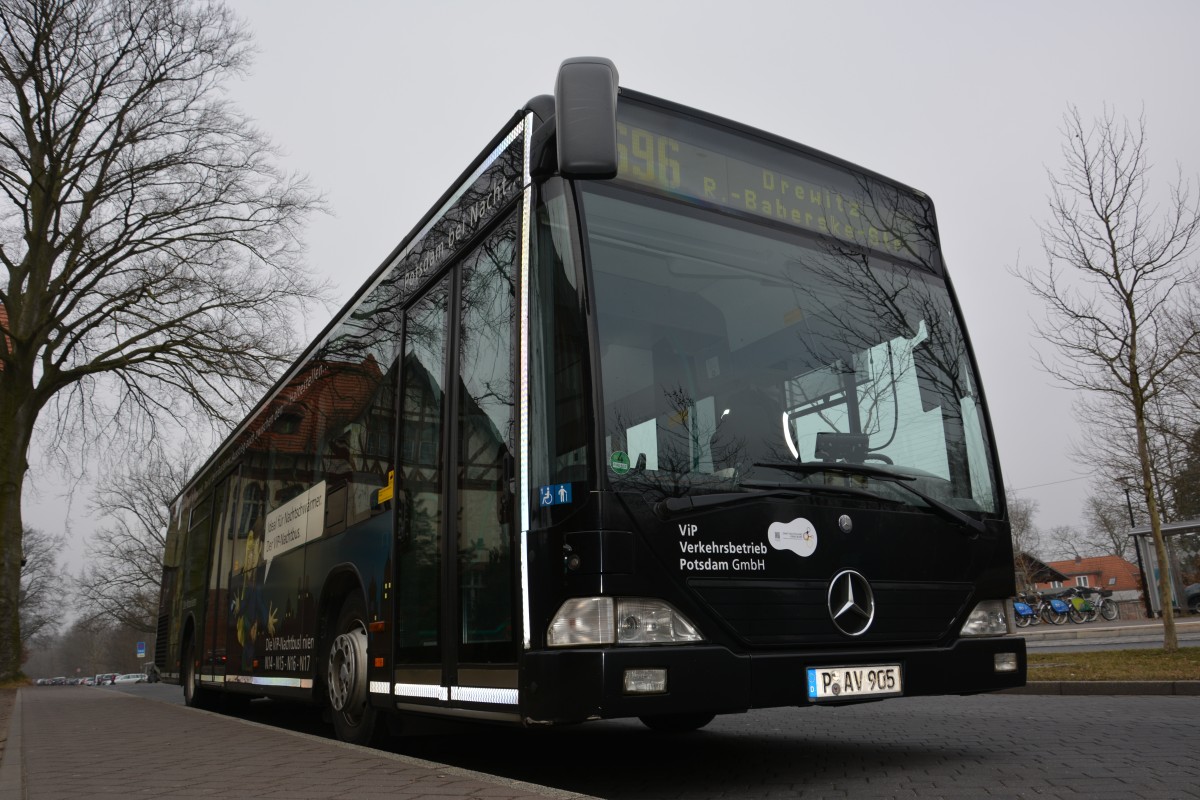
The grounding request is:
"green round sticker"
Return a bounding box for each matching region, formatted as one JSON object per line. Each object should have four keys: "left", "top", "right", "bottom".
{"left": 610, "top": 451, "right": 631, "bottom": 475}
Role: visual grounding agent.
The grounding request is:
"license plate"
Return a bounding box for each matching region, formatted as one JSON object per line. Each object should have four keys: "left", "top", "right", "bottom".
{"left": 807, "top": 664, "right": 902, "bottom": 701}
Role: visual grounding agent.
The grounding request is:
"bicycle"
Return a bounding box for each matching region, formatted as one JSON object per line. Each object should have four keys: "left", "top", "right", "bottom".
{"left": 1060, "top": 587, "right": 1092, "bottom": 624}
{"left": 1013, "top": 593, "right": 1041, "bottom": 627}
{"left": 1079, "top": 586, "right": 1119, "bottom": 622}
{"left": 1036, "top": 590, "right": 1070, "bottom": 625}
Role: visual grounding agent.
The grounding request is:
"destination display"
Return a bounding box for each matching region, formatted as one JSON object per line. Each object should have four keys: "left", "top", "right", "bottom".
{"left": 613, "top": 102, "right": 936, "bottom": 266}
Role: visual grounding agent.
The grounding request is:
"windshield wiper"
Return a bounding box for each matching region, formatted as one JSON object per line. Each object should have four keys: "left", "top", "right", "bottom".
{"left": 656, "top": 480, "right": 912, "bottom": 518}
{"left": 739, "top": 479, "right": 906, "bottom": 505}
{"left": 655, "top": 488, "right": 810, "bottom": 517}
{"left": 752, "top": 461, "right": 987, "bottom": 536}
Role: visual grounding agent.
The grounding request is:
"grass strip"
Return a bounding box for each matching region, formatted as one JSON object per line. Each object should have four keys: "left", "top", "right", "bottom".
{"left": 1028, "top": 647, "right": 1200, "bottom": 681}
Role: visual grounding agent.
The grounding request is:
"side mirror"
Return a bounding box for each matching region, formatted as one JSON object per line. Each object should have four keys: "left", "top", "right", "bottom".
{"left": 555, "top": 57, "right": 619, "bottom": 179}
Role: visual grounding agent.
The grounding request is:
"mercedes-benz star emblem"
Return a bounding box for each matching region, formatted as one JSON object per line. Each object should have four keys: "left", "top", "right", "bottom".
{"left": 827, "top": 569, "right": 875, "bottom": 637}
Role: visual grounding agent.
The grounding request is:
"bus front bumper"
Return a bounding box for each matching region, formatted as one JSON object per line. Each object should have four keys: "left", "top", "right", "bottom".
{"left": 519, "top": 635, "right": 1026, "bottom": 725}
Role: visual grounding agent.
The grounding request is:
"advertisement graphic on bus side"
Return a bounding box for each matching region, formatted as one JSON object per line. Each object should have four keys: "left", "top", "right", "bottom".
{"left": 263, "top": 481, "right": 326, "bottom": 562}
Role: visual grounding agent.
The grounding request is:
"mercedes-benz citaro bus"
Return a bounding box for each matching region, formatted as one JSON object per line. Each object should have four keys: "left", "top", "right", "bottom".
{"left": 156, "top": 57, "right": 1025, "bottom": 745}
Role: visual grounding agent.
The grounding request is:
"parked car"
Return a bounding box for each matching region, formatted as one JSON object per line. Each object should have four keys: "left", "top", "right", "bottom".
{"left": 114, "top": 673, "right": 145, "bottom": 684}
{"left": 1185, "top": 582, "right": 1200, "bottom": 613}
{"left": 94, "top": 673, "right": 118, "bottom": 686}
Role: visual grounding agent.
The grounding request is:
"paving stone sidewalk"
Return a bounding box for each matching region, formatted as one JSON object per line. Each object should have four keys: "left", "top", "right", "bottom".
{"left": 0, "top": 687, "right": 593, "bottom": 800}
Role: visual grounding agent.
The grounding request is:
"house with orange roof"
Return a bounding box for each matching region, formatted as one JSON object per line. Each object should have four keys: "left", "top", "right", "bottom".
{"left": 1035, "top": 554, "right": 1141, "bottom": 592}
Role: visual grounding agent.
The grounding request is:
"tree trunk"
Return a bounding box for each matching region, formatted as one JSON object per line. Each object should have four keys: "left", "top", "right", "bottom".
{"left": 0, "top": 379, "right": 36, "bottom": 682}
{"left": 1135, "top": 405, "right": 1178, "bottom": 651}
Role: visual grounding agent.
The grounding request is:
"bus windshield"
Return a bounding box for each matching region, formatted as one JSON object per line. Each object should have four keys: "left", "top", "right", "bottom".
{"left": 583, "top": 184, "right": 999, "bottom": 515}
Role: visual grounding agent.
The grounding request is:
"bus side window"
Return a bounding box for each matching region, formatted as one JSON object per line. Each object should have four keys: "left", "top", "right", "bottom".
{"left": 532, "top": 181, "right": 593, "bottom": 494}
{"left": 319, "top": 364, "right": 398, "bottom": 536}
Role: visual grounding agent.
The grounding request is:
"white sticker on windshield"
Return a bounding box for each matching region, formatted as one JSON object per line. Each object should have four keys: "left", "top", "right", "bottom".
{"left": 768, "top": 517, "right": 818, "bottom": 558}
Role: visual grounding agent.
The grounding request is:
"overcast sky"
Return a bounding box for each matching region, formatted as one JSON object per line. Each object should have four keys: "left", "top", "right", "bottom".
{"left": 27, "top": 0, "right": 1200, "bottom": 562}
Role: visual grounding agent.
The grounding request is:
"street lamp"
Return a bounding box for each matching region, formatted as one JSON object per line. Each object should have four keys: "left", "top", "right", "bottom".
{"left": 1122, "top": 484, "right": 1137, "bottom": 527}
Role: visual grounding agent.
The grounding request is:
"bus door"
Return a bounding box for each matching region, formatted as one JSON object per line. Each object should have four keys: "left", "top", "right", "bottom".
{"left": 448, "top": 213, "right": 519, "bottom": 699}
{"left": 393, "top": 213, "right": 520, "bottom": 708}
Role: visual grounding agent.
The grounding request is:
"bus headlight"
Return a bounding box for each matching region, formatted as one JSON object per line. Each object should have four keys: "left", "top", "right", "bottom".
{"left": 547, "top": 597, "right": 614, "bottom": 646}
{"left": 547, "top": 597, "right": 705, "bottom": 647}
{"left": 615, "top": 598, "right": 704, "bottom": 644}
{"left": 959, "top": 599, "right": 1009, "bottom": 637}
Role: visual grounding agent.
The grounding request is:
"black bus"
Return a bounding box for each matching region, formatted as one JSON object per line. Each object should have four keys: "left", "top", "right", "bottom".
{"left": 156, "top": 57, "right": 1025, "bottom": 744}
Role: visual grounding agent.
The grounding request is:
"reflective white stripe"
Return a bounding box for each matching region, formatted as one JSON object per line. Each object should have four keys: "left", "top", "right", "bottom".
{"left": 450, "top": 686, "right": 519, "bottom": 705}
{"left": 394, "top": 682, "right": 448, "bottom": 701}
{"left": 519, "top": 111, "right": 534, "bottom": 650}
{"left": 224, "top": 675, "right": 312, "bottom": 689}
{"left": 386, "top": 683, "right": 519, "bottom": 705}
{"left": 256, "top": 677, "right": 311, "bottom": 688}
{"left": 198, "top": 675, "right": 226, "bottom": 684}
{"left": 369, "top": 681, "right": 391, "bottom": 695}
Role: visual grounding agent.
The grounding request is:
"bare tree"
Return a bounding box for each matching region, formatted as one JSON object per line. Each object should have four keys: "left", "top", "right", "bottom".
{"left": 23, "top": 614, "right": 146, "bottom": 679}
{"left": 0, "top": 0, "right": 329, "bottom": 680}
{"left": 1045, "top": 524, "right": 1093, "bottom": 562}
{"left": 1082, "top": 492, "right": 1136, "bottom": 560}
{"left": 1015, "top": 106, "right": 1200, "bottom": 651}
{"left": 19, "top": 526, "right": 65, "bottom": 650}
{"left": 1069, "top": 381, "right": 1200, "bottom": 550}
{"left": 1168, "top": 427, "right": 1200, "bottom": 520}
{"left": 1074, "top": 395, "right": 1162, "bottom": 514}
{"left": 77, "top": 447, "right": 194, "bottom": 632}
{"left": 1008, "top": 490, "right": 1042, "bottom": 590}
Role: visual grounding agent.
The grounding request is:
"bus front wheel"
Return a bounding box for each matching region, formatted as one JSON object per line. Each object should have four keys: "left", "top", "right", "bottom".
{"left": 326, "top": 593, "right": 380, "bottom": 745}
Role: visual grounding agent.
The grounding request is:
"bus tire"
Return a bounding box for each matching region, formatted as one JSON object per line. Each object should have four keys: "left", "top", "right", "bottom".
{"left": 182, "top": 636, "right": 212, "bottom": 710}
{"left": 326, "top": 593, "right": 380, "bottom": 745}
{"left": 638, "top": 712, "right": 715, "bottom": 732}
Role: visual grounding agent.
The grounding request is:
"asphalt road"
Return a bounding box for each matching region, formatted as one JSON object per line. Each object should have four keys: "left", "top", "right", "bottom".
{"left": 382, "top": 695, "right": 1200, "bottom": 799}
{"left": 114, "top": 683, "right": 1199, "bottom": 799}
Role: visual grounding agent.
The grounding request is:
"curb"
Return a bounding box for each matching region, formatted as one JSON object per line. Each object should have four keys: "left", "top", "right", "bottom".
{"left": 1019, "top": 619, "right": 1200, "bottom": 642}
{"left": 1005, "top": 681, "right": 1200, "bottom": 696}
